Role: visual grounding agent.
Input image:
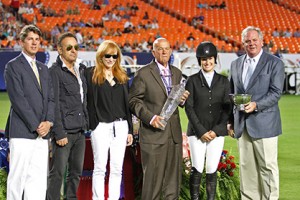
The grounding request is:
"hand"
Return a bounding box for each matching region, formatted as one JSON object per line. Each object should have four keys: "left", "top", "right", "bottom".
{"left": 126, "top": 134, "right": 133, "bottom": 146}
{"left": 200, "top": 131, "right": 213, "bottom": 142}
{"left": 151, "top": 115, "right": 165, "bottom": 129}
{"left": 244, "top": 101, "right": 257, "bottom": 113}
{"left": 227, "top": 124, "right": 235, "bottom": 138}
{"left": 208, "top": 130, "right": 217, "bottom": 139}
{"left": 36, "top": 121, "right": 52, "bottom": 137}
{"left": 180, "top": 90, "right": 190, "bottom": 104}
{"left": 56, "top": 137, "right": 68, "bottom": 146}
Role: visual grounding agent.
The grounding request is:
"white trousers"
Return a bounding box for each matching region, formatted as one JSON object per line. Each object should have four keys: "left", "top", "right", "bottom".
{"left": 188, "top": 136, "right": 224, "bottom": 174}
{"left": 91, "top": 120, "right": 128, "bottom": 200}
{"left": 7, "top": 138, "right": 48, "bottom": 200}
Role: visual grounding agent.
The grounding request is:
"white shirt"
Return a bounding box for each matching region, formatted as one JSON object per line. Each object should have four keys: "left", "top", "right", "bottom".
{"left": 22, "top": 52, "right": 38, "bottom": 72}
{"left": 242, "top": 49, "right": 263, "bottom": 84}
{"left": 201, "top": 69, "right": 214, "bottom": 87}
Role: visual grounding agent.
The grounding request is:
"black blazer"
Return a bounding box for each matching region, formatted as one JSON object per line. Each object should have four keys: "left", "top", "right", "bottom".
{"left": 84, "top": 67, "right": 133, "bottom": 134}
{"left": 4, "top": 53, "right": 55, "bottom": 139}
{"left": 185, "top": 70, "right": 232, "bottom": 138}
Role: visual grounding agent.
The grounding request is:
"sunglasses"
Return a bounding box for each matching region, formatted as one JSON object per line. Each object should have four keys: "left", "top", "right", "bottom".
{"left": 66, "top": 45, "right": 79, "bottom": 51}
{"left": 104, "top": 54, "right": 118, "bottom": 59}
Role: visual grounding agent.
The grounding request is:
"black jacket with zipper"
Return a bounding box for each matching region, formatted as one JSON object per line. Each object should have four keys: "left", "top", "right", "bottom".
{"left": 49, "top": 56, "right": 89, "bottom": 141}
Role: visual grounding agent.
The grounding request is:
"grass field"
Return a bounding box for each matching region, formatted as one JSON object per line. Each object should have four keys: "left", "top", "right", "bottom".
{"left": 1, "top": 92, "right": 300, "bottom": 199}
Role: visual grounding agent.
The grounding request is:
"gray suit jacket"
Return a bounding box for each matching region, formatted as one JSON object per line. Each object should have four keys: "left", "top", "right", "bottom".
{"left": 230, "top": 51, "right": 285, "bottom": 139}
{"left": 4, "top": 53, "right": 55, "bottom": 139}
{"left": 129, "top": 61, "right": 183, "bottom": 144}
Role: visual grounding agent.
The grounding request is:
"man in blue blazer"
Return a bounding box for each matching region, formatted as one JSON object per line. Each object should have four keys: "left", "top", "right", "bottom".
{"left": 229, "top": 26, "right": 285, "bottom": 200}
{"left": 4, "top": 25, "right": 55, "bottom": 200}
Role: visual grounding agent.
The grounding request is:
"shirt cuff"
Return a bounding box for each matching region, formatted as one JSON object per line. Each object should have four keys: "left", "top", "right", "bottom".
{"left": 150, "top": 115, "right": 157, "bottom": 125}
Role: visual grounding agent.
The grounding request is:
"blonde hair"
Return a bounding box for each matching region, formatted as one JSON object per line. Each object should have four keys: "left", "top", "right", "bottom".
{"left": 92, "top": 40, "right": 129, "bottom": 85}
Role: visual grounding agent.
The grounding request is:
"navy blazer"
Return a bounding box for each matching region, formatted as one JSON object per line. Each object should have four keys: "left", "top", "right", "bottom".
{"left": 230, "top": 51, "right": 285, "bottom": 139}
{"left": 4, "top": 53, "right": 55, "bottom": 139}
{"left": 185, "top": 71, "right": 232, "bottom": 138}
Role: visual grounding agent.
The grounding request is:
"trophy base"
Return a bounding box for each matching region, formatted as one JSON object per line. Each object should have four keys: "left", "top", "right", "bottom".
{"left": 157, "top": 119, "right": 167, "bottom": 130}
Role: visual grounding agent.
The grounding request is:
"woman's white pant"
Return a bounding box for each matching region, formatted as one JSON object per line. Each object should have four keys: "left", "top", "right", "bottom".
{"left": 91, "top": 120, "right": 128, "bottom": 200}
{"left": 188, "top": 136, "right": 224, "bottom": 174}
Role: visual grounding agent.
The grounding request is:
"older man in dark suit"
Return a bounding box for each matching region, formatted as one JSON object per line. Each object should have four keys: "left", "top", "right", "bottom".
{"left": 229, "top": 26, "right": 285, "bottom": 200}
{"left": 129, "top": 38, "right": 189, "bottom": 200}
{"left": 4, "top": 25, "right": 54, "bottom": 200}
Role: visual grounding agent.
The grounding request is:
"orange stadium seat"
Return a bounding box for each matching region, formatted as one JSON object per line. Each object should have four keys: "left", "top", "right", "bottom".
{"left": 14, "top": 0, "right": 299, "bottom": 54}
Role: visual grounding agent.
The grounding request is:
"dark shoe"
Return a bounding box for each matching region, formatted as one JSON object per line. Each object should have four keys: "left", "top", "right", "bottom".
{"left": 206, "top": 172, "right": 217, "bottom": 200}
{"left": 189, "top": 167, "right": 202, "bottom": 200}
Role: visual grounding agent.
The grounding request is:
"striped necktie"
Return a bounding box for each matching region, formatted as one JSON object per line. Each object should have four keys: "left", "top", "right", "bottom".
{"left": 31, "top": 60, "right": 41, "bottom": 87}
{"left": 243, "top": 58, "right": 254, "bottom": 89}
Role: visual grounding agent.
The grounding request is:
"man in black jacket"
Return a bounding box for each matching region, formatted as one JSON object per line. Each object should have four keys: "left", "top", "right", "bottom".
{"left": 47, "top": 32, "right": 89, "bottom": 200}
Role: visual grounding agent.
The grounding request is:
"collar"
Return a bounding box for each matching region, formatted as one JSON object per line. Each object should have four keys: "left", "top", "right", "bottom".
{"left": 201, "top": 69, "right": 215, "bottom": 78}
{"left": 155, "top": 59, "right": 170, "bottom": 72}
{"left": 246, "top": 49, "right": 263, "bottom": 63}
{"left": 22, "top": 51, "right": 36, "bottom": 65}
{"left": 60, "top": 56, "right": 80, "bottom": 71}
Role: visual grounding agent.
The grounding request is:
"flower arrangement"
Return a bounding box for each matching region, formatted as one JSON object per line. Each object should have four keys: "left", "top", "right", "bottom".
{"left": 180, "top": 133, "right": 240, "bottom": 199}
{"left": 0, "top": 135, "right": 9, "bottom": 199}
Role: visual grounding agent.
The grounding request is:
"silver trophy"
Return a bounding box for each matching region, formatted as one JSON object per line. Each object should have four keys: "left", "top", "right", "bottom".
{"left": 229, "top": 94, "right": 252, "bottom": 111}
{"left": 158, "top": 79, "right": 186, "bottom": 130}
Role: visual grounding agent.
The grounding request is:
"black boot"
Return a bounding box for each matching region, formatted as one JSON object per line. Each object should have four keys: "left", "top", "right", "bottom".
{"left": 206, "top": 172, "right": 217, "bottom": 200}
{"left": 189, "top": 167, "right": 202, "bottom": 200}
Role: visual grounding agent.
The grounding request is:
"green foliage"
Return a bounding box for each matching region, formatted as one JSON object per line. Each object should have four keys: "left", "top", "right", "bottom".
{"left": 180, "top": 151, "right": 240, "bottom": 200}
{"left": 0, "top": 168, "right": 7, "bottom": 199}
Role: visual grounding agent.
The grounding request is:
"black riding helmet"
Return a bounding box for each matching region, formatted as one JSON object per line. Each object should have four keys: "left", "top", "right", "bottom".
{"left": 196, "top": 41, "right": 218, "bottom": 64}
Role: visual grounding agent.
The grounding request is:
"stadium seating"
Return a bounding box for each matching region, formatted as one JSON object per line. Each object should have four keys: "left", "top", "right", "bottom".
{"left": 2, "top": 0, "right": 300, "bottom": 53}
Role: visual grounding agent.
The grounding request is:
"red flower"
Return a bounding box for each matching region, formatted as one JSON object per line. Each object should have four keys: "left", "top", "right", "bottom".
{"left": 230, "top": 163, "right": 236, "bottom": 169}
{"left": 228, "top": 171, "right": 234, "bottom": 177}
{"left": 223, "top": 150, "right": 228, "bottom": 154}
{"left": 229, "top": 155, "right": 234, "bottom": 160}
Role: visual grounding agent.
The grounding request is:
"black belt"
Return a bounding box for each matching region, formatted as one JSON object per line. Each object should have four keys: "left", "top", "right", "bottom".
{"left": 114, "top": 118, "right": 126, "bottom": 122}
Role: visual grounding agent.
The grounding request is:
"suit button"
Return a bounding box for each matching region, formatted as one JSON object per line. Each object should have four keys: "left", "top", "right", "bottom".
{"left": 209, "top": 111, "right": 212, "bottom": 114}
{"left": 209, "top": 104, "right": 211, "bottom": 107}
{"left": 209, "top": 90, "right": 211, "bottom": 93}
{"left": 209, "top": 97, "right": 212, "bottom": 100}
{"left": 79, "top": 113, "right": 81, "bottom": 115}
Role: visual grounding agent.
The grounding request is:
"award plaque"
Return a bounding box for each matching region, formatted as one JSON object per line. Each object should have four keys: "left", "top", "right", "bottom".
{"left": 158, "top": 80, "right": 186, "bottom": 130}
{"left": 229, "top": 94, "right": 252, "bottom": 111}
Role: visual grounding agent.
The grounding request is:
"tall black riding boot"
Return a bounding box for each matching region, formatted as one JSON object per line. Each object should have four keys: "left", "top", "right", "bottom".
{"left": 206, "top": 172, "right": 217, "bottom": 200}
{"left": 189, "top": 167, "right": 202, "bottom": 200}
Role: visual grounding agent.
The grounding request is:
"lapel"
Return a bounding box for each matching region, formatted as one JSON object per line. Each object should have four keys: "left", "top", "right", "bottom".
{"left": 237, "top": 55, "right": 246, "bottom": 87}
{"left": 199, "top": 71, "right": 210, "bottom": 88}
{"left": 246, "top": 51, "right": 267, "bottom": 90}
{"left": 210, "top": 71, "right": 219, "bottom": 89}
{"left": 36, "top": 61, "right": 46, "bottom": 95}
{"left": 149, "top": 62, "right": 168, "bottom": 96}
{"left": 20, "top": 55, "right": 42, "bottom": 94}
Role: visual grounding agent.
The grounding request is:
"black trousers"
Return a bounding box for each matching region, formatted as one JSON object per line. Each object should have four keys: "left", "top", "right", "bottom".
{"left": 47, "top": 132, "right": 86, "bottom": 200}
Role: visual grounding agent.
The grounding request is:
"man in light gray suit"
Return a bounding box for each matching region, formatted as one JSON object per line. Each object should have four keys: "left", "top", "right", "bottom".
{"left": 4, "top": 25, "right": 55, "bottom": 200}
{"left": 229, "top": 26, "right": 284, "bottom": 200}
